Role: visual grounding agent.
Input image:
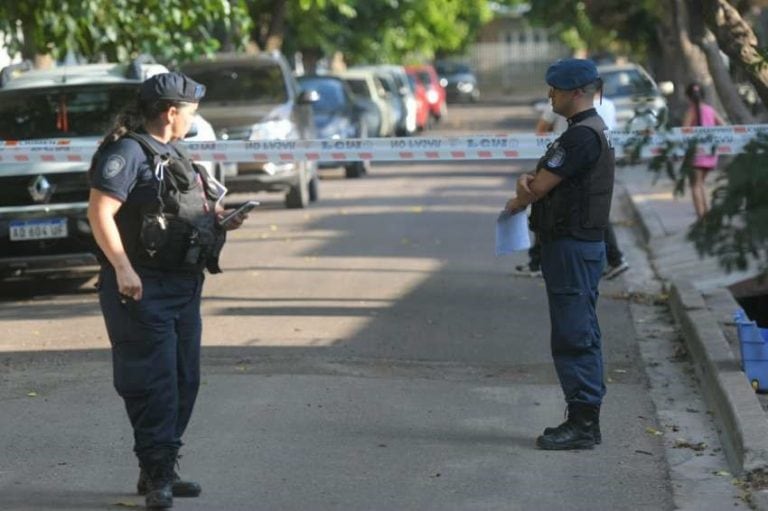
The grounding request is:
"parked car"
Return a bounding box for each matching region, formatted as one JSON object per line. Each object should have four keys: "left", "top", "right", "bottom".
{"left": 405, "top": 64, "right": 447, "bottom": 123}
{"left": 182, "top": 53, "right": 319, "bottom": 208}
{"left": 337, "top": 69, "right": 396, "bottom": 137}
{"left": 0, "top": 58, "right": 169, "bottom": 278}
{"left": 297, "top": 75, "right": 370, "bottom": 178}
{"left": 598, "top": 63, "right": 673, "bottom": 130}
{"left": 435, "top": 60, "right": 480, "bottom": 103}
{"left": 352, "top": 65, "right": 417, "bottom": 136}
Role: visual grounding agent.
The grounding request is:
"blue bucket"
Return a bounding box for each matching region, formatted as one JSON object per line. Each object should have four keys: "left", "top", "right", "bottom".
{"left": 734, "top": 308, "right": 768, "bottom": 391}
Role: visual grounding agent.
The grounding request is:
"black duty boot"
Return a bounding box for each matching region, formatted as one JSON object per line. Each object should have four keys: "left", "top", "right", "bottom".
{"left": 543, "top": 404, "right": 601, "bottom": 444}
{"left": 139, "top": 449, "right": 177, "bottom": 509}
{"left": 536, "top": 403, "right": 599, "bottom": 450}
{"left": 137, "top": 456, "right": 202, "bottom": 497}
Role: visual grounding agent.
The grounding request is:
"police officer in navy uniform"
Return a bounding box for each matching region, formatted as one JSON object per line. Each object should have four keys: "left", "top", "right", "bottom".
{"left": 88, "top": 72, "right": 247, "bottom": 508}
{"left": 505, "top": 59, "right": 614, "bottom": 450}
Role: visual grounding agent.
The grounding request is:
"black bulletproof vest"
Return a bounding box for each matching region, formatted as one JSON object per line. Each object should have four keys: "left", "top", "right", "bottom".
{"left": 112, "top": 133, "right": 224, "bottom": 273}
{"left": 529, "top": 114, "right": 615, "bottom": 242}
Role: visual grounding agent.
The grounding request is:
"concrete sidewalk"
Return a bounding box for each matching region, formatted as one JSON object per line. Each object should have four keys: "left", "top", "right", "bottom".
{"left": 617, "top": 164, "right": 768, "bottom": 499}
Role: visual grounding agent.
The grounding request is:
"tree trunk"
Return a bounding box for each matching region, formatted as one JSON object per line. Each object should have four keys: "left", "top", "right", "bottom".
{"left": 265, "top": 0, "right": 287, "bottom": 51}
{"left": 702, "top": 0, "right": 768, "bottom": 110}
{"left": 687, "top": 0, "right": 755, "bottom": 123}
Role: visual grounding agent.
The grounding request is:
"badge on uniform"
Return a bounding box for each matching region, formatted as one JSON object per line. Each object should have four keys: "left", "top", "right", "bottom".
{"left": 545, "top": 142, "right": 566, "bottom": 169}
{"left": 103, "top": 154, "right": 126, "bottom": 179}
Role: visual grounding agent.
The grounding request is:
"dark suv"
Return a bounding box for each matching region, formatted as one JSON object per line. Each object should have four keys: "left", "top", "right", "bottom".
{"left": 182, "top": 53, "right": 319, "bottom": 208}
{"left": 0, "top": 60, "right": 169, "bottom": 278}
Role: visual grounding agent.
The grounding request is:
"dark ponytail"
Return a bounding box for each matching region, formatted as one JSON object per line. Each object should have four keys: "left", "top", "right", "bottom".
{"left": 685, "top": 82, "right": 704, "bottom": 127}
{"left": 98, "top": 98, "right": 186, "bottom": 150}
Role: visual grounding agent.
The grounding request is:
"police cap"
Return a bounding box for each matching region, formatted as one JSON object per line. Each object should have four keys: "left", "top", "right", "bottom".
{"left": 139, "top": 72, "right": 206, "bottom": 103}
{"left": 545, "top": 59, "right": 599, "bottom": 90}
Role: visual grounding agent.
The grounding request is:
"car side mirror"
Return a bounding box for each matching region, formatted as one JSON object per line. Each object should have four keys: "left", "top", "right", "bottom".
{"left": 658, "top": 81, "right": 674, "bottom": 96}
{"left": 298, "top": 89, "right": 320, "bottom": 104}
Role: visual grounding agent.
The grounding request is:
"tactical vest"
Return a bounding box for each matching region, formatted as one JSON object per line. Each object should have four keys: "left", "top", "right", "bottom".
{"left": 529, "top": 114, "right": 614, "bottom": 242}
{"left": 113, "top": 133, "right": 226, "bottom": 274}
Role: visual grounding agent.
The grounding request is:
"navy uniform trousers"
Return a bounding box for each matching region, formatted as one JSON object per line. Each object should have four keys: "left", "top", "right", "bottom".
{"left": 540, "top": 238, "right": 606, "bottom": 406}
{"left": 98, "top": 266, "right": 204, "bottom": 457}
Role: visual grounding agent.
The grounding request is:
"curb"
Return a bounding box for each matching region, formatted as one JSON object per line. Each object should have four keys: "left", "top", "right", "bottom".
{"left": 620, "top": 178, "right": 768, "bottom": 479}
{"left": 669, "top": 281, "right": 768, "bottom": 475}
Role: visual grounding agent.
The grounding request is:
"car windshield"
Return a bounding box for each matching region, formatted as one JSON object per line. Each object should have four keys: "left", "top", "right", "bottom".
{"left": 0, "top": 84, "right": 137, "bottom": 140}
{"left": 300, "top": 78, "right": 346, "bottom": 112}
{"left": 436, "top": 62, "right": 471, "bottom": 75}
{"left": 601, "top": 69, "right": 657, "bottom": 97}
{"left": 184, "top": 63, "right": 288, "bottom": 104}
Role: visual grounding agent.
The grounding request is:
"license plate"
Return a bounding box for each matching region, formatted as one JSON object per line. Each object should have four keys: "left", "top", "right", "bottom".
{"left": 9, "top": 218, "right": 68, "bottom": 241}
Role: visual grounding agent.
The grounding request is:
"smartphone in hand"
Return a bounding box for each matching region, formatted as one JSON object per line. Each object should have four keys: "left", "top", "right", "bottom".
{"left": 219, "top": 200, "right": 259, "bottom": 227}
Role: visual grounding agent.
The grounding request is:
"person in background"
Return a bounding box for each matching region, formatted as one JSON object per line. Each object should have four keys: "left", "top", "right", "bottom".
{"left": 683, "top": 82, "right": 726, "bottom": 219}
{"left": 506, "top": 58, "right": 615, "bottom": 450}
{"left": 88, "top": 72, "right": 248, "bottom": 509}
{"left": 517, "top": 95, "right": 628, "bottom": 280}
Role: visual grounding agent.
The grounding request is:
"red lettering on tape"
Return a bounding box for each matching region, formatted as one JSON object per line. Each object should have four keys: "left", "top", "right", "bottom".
{"left": 213, "top": 153, "right": 226, "bottom": 161}
{"left": 504, "top": 150, "right": 519, "bottom": 158}
{"left": 332, "top": 153, "right": 346, "bottom": 160}
{"left": 306, "top": 153, "right": 319, "bottom": 160}
{"left": 359, "top": 152, "right": 373, "bottom": 160}
{"left": 280, "top": 153, "right": 294, "bottom": 161}
{"left": 451, "top": 151, "right": 466, "bottom": 158}
{"left": 400, "top": 152, "right": 414, "bottom": 159}
{"left": 253, "top": 153, "right": 268, "bottom": 160}
{"left": 426, "top": 151, "right": 439, "bottom": 159}
{"left": 477, "top": 151, "right": 492, "bottom": 158}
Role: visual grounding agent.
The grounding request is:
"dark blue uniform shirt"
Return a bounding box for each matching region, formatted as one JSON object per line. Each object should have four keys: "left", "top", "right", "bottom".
{"left": 543, "top": 108, "right": 602, "bottom": 180}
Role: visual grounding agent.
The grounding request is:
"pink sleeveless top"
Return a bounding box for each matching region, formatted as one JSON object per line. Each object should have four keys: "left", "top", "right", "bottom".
{"left": 688, "top": 103, "right": 718, "bottom": 169}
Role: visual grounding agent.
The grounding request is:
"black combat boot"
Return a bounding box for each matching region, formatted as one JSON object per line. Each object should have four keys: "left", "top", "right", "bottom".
{"left": 139, "top": 449, "right": 177, "bottom": 509}
{"left": 137, "top": 454, "right": 202, "bottom": 497}
{"left": 536, "top": 403, "right": 599, "bottom": 450}
{"left": 543, "top": 403, "right": 601, "bottom": 444}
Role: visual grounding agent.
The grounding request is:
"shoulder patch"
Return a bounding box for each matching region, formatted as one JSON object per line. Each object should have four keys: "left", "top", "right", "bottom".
{"left": 545, "top": 146, "right": 566, "bottom": 169}
{"left": 103, "top": 154, "right": 126, "bottom": 179}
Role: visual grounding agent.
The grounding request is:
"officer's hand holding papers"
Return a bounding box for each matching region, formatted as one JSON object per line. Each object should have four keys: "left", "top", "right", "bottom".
{"left": 495, "top": 207, "right": 531, "bottom": 255}
{"left": 495, "top": 172, "right": 535, "bottom": 255}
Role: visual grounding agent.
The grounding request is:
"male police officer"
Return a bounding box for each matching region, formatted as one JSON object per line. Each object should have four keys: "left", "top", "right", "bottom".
{"left": 505, "top": 58, "right": 614, "bottom": 450}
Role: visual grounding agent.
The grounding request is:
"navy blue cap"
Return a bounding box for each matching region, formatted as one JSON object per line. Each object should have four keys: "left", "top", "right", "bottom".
{"left": 545, "top": 59, "right": 599, "bottom": 90}
{"left": 139, "top": 72, "right": 206, "bottom": 102}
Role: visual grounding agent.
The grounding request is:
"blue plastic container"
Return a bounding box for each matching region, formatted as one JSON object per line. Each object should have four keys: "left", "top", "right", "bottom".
{"left": 734, "top": 308, "right": 768, "bottom": 392}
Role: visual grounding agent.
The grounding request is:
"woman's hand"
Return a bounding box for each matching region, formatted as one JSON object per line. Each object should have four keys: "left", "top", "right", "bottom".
{"left": 115, "top": 265, "right": 142, "bottom": 301}
{"left": 217, "top": 209, "right": 248, "bottom": 231}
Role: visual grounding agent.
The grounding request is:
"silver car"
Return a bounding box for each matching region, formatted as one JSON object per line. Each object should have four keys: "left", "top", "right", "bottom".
{"left": 598, "top": 63, "right": 672, "bottom": 130}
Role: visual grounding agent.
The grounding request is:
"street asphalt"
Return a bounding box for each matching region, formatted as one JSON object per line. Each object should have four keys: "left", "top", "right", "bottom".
{"left": 0, "top": 103, "right": 759, "bottom": 510}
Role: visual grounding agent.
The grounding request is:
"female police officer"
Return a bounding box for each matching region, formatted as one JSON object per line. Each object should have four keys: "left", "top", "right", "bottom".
{"left": 88, "top": 72, "right": 246, "bottom": 509}
{"left": 505, "top": 59, "right": 614, "bottom": 450}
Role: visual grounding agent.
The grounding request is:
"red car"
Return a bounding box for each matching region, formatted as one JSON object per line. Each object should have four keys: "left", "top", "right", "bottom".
{"left": 406, "top": 64, "right": 447, "bottom": 123}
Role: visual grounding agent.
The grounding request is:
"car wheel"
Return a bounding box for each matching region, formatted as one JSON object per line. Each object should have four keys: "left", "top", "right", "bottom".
{"left": 345, "top": 160, "right": 368, "bottom": 178}
{"left": 285, "top": 164, "right": 310, "bottom": 209}
{"left": 308, "top": 174, "right": 319, "bottom": 202}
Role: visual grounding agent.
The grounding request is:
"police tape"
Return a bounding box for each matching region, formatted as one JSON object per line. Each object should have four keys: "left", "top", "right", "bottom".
{"left": 1, "top": 125, "right": 767, "bottom": 164}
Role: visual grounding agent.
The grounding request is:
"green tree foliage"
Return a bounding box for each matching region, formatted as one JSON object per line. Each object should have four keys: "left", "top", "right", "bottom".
{"left": 245, "top": 0, "right": 493, "bottom": 64}
{"left": 624, "top": 131, "right": 768, "bottom": 276}
{"left": 525, "top": 0, "right": 660, "bottom": 58}
{"left": 689, "top": 138, "right": 768, "bottom": 275}
{"left": 0, "top": 0, "right": 251, "bottom": 64}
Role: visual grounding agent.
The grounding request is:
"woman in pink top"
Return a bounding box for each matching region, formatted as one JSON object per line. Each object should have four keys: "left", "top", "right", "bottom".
{"left": 682, "top": 82, "right": 726, "bottom": 219}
